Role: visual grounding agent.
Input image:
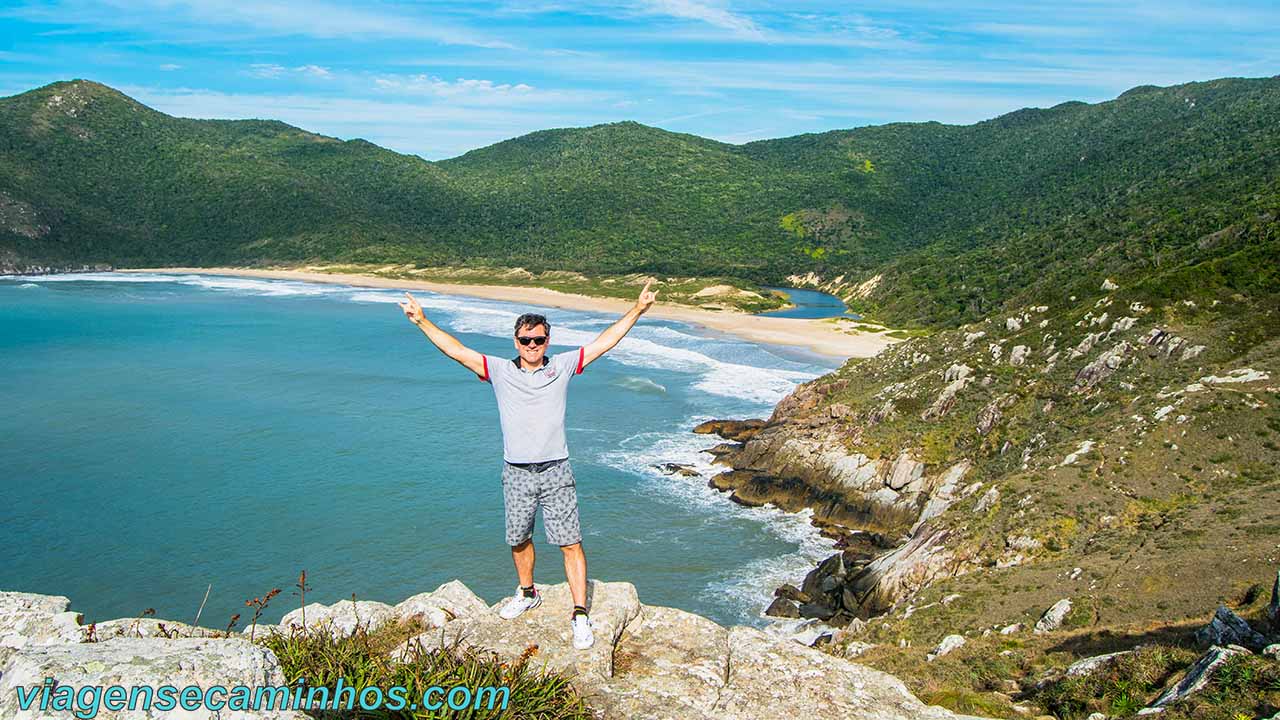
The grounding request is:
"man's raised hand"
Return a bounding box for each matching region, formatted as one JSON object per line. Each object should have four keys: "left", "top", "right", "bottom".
{"left": 636, "top": 278, "right": 658, "bottom": 313}
{"left": 398, "top": 291, "right": 425, "bottom": 324}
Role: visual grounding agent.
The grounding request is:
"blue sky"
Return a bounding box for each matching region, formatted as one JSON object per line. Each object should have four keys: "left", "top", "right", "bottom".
{"left": 2, "top": 1, "right": 1276, "bottom": 159}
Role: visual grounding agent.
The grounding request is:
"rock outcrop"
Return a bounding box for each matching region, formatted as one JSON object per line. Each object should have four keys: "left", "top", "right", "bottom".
{"left": 0, "top": 634, "right": 309, "bottom": 719}
{"left": 1194, "top": 605, "right": 1270, "bottom": 651}
{"left": 400, "top": 580, "right": 988, "bottom": 719}
{"left": 702, "top": 412, "right": 971, "bottom": 540}
{"left": 0, "top": 583, "right": 992, "bottom": 720}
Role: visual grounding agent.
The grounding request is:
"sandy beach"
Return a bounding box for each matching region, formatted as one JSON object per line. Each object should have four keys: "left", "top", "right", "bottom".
{"left": 116, "top": 267, "right": 901, "bottom": 359}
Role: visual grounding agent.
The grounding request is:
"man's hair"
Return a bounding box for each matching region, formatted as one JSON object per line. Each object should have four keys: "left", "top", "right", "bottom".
{"left": 514, "top": 313, "right": 550, "bottom": 336}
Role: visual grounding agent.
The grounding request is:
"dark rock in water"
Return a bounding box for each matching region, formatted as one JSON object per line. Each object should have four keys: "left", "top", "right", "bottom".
{"left": 798, "top": 600, "right": 837, "bottom": 621}
{"left": 654, "top": 462, "right": 700, "bottom": 477}
{"left": 774, "top": 584, "right": 810, "bottom": 604}
{"left": 701, "top": 442, "right": 742, "bottom": 462}
{"left": 1195, "top": 605, "right": 1270, "bottom": 651}
{"left": 765, "top": 597, "right": 801, "bottom": 619}
{"left": 706, "top": 470, "right": 777, "bottom": 507}
{"left": 692, "top": 418, "right": 767, "bottom": 442}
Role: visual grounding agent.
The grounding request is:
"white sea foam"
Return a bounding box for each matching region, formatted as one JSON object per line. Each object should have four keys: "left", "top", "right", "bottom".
{"left": 16, "top": 272, "right": 185, "bottom": 283}
{"left": 596, "top": 423, "right": 836, "bottom": 625}
{"left": 436, "top": 300, "right": 822, "bottom": 404}
{"left": 611, "top": 376, "right": 668, "bottom": 394}
{"left": 18, "top": 283, "right": 39, "bottom": 288}
{"left": 28, "top": 272, "right": 823, "bottom": 403}
{"left": 16, "top": 272, "right": 349, "bottom": 298}
{"left": 184, "top": 277, "right": 345, "bottom": 296}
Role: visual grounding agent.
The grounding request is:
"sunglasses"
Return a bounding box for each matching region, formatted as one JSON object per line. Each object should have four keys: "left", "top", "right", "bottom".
{"left": 516, "top": 335, "right": 548, "bottom": 346}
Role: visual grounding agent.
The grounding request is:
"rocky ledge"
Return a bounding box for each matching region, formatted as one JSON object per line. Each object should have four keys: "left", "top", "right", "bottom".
{"left": 0, "top": 582, "right": 991, "bottom": 720}
{"left": 697, "top": 401, "right": 978, "bottom": 626}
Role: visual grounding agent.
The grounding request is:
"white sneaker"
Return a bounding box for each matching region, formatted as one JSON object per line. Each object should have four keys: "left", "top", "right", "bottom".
{"left": 498, "top": 587, "right": 541, "bottom": 619}
{"left": 571, "top": 613, "right": 594, "bottom": 649}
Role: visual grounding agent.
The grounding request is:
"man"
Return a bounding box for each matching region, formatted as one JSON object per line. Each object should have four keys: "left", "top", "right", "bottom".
{"left": 398, "top": 279, "right": 658, "bottom": 650}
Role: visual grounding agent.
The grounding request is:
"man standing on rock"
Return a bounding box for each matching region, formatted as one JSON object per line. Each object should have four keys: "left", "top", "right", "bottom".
{"left": 399, "top": 280, "right": 658, "bottom": 650}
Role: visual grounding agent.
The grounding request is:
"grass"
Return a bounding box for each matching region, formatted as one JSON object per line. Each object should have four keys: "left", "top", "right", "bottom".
{"left": 257, "top": 618, "right": 592, "bottom": 719}
{"left": 1033, "top": 643, "right": 1197, "bottom": 719}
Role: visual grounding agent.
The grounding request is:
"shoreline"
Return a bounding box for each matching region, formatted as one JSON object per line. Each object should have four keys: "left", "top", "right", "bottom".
{"left": 115, "top": 267, "right": 901, "bottom": 359}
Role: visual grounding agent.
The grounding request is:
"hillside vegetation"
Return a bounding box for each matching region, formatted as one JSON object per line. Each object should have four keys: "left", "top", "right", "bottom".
{"left": 2, "top": 76, "right": 1277, "bottom": 328}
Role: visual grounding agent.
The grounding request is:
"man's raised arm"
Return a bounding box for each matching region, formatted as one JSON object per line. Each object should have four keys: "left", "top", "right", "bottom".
{"left": 581, "top": 278, "right": 658, "bottom": 370}
{"left": 398, "top": 291, "right": 487, "bottom": 378}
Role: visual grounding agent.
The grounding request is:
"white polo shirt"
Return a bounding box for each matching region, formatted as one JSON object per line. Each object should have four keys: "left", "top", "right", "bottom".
{"left": 479, "top": 347, "right": 585, "bottom": 463}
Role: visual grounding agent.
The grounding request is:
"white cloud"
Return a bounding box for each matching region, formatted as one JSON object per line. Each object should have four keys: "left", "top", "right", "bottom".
{"left": 247, "top": 64, "right": 333, "bottom": 81}
{"left": 247, "top": 63, "right": 286, "bottom": 79}
{"left": 373, "top": 74, "right": 535, "bottom": 97}
{"left": 159, "top": 63, "right": 183, "bottom": 71}
{"left": 641, "top": 0, "right": 763, "bottom": 38}
{"left": 297, "top": 65, "right": 332, "bottom": 80}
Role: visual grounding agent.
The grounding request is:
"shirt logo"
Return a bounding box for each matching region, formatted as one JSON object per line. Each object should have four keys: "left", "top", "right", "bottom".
{"left": 545, "top": 368, "right": 558, "bottom": 379}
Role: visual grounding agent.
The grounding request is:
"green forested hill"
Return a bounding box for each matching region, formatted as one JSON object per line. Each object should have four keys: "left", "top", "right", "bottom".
{"left": 2, "top": 76, "right": 1277, "bottom": 328}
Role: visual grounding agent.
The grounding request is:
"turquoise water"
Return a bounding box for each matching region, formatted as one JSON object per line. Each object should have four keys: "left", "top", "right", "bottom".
{"left": 760, "top": 286, "right": 861, "bottom": 319}
{"left": 0, "top": 272, "right": 839, "bottom": 629}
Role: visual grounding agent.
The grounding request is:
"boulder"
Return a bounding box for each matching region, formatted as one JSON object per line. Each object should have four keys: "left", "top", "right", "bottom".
{"left": 1073, "top": 342, "right": 1131, "bottom": 393}
{"left": 1194, "top": 605, "right": 1270, "bottom": 651}
{"left": 1034, "top": 599, "right": 1072, "bottom": 633}
{"left": 1138, "top": 645, "right": 1250, "bottom": 714}
{"left": 393, "top": 579, "right": 490, "bottom": 629}
{"left": 88, "top": 617, "right": 220, "bottom": 642}
{"left": 278, "top": 598, "right": 396, "bottom": 639}
{"left": 655, "top": 462, "right": 701, "bottom": 477}
{"left": 0, "top": 592, "right": 83, "bottom": 652}
{"left": 1009, "top": 345, "right": 1029, "bottom": 366}
{"left": 927, "top": 634, "right": 966, "bottom": 661}
{"left": 773, "top": 584, "right": 810, "bottom": 604}
{"left": 976, "top": 399, "right": 1002, "bottom": 436}
{"left": 923, "top": 377, "right": 971, "bottom": 420}
{"left": 844, "top": 526, "right": 963, "bottom": 618}
{"left": 764, "top": 597, "right": 801, "bottom": 619}
{"left": 1066, "top": 650, "right": 1131, "bottom": 677}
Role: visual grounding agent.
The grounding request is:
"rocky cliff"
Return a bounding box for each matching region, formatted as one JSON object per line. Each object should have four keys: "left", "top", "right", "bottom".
{"left": 690, "top": 235, "right": 1280, "bottom": 715}
{"left": 704, "top": 265, "right": 1278, "bottom": 631}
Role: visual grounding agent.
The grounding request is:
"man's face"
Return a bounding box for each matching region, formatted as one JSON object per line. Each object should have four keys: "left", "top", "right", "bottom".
{"left": 514, "top": 323, "right": 549, "bottom": 364}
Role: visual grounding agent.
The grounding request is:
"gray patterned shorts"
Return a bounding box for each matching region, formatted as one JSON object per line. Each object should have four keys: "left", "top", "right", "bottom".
{"left": 501, "top": 459, "right": 582, "bottom": 547}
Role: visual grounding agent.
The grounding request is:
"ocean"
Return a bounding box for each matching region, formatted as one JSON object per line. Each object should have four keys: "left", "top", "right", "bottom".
{"left": 0, "top": 272, "right": 840, "bottom": 629}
